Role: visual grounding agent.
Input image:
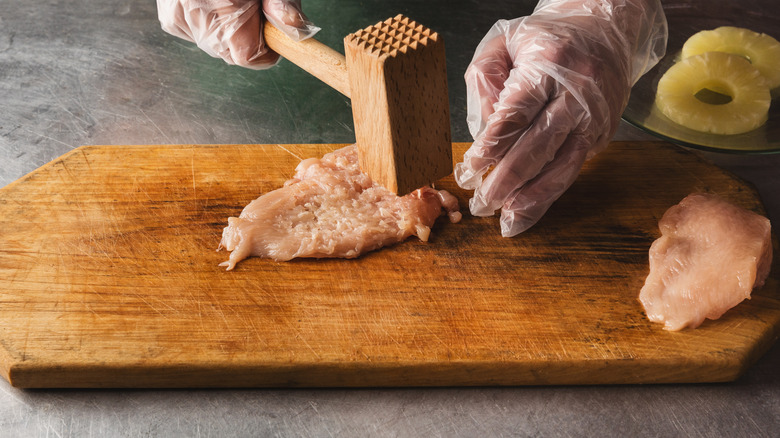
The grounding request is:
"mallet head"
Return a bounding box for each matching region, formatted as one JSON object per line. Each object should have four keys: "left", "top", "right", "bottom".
{"left": 345, "top": 15, "right": 453, "bottom": 195}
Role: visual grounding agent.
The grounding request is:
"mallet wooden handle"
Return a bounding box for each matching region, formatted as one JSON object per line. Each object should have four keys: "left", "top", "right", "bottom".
{"left": 263, "top": 23, "right": 351, "bottom": 98}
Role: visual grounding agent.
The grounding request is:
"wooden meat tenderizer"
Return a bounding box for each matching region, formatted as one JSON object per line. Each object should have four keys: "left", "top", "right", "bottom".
{"left": 264, "top": 15, "right": 452, "bottom": 195}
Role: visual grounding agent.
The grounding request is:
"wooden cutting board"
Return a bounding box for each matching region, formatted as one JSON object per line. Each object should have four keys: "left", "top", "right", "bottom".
{"left": 0, "top": 142, "right": 778, "bottom": 388}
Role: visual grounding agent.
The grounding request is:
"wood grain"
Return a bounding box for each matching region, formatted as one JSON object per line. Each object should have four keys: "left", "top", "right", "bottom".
{"left": 0, "top": 142, "right": 778, "bottom": 388}
{"left": 263, "top": 22, "right": 351, "bottom": 97}
{"left": 264, "top": 16, "right": 453, "bottom": 194}
{"left": 345, "top": 15, "right": 453, "bottom": 195}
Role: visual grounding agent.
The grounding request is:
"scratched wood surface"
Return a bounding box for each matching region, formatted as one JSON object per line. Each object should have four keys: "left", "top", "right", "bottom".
{"left": 0, "top": 142, "right": 778, "bottom": 388}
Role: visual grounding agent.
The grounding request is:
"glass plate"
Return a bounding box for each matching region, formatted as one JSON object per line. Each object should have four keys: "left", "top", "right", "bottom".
{"left": 621, "top": 0, "right": 780, "bottom": 154}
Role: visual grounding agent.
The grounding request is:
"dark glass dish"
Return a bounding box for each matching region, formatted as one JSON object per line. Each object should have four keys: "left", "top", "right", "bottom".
{"left": 622, "top": 0, "right": 780, "bottom": 153}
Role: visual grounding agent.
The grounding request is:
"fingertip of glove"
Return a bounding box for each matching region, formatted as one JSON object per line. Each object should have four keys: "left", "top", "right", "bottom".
{"left": 281, "top": 22, "right": 321, "bottom": 42}
{"left": 468, "top": 192, "right": 503, "bottom": 218}
{"left": 453, "top": 163, "right": 481, "bottom": 190}
{"left": 240, "top": 57, "right": 282, "bottom": 70}
{"left": 265, "top": 13, "right": 320, "bottom": 42}
{"left": 499, "top": 209, "right": 535, "bottom": 237}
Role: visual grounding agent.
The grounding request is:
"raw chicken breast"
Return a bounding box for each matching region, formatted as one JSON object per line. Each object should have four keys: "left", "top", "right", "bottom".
{"left": 218, "top": 145, "right": 461, "bottom": 270}
{"left": 639, "top": 193, "right": 773, "bottom": 331}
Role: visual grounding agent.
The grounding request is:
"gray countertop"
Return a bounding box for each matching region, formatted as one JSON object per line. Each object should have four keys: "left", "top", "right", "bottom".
{"left": 1, "top": 0, "right": 778, "bottom": 436}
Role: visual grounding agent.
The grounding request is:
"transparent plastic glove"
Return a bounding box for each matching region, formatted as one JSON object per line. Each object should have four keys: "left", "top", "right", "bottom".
{"left": 454, "top": 0, "right": 667, "bottom": 236}
{"left": 156, "top": 0, "right": 320, "bottom": 69}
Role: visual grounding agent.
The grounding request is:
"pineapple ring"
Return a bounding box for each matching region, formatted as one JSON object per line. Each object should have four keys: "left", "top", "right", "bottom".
{"left": 655, "top": 51, "right": 770, "bottom": 135}
{"left": 682, "top": 26, "right": 780, "bottom": 89}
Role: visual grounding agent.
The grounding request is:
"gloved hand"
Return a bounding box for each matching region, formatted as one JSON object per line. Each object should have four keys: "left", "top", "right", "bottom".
{"left": 454, "top": 0, "right": 667, "bottom": 237}
{"left": 156, "top": 0, "right": 320, "bottom": 69}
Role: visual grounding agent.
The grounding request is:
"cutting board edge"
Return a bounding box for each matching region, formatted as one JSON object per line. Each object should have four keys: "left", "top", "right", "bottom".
{"left": 4, "top": 344, "right": 769, "bottom": 389}
{"left": 1, "top": 145, "right": 87, "bottom": 193}
{"left": 0, "top": 361, "right": 742, "bottom": 389}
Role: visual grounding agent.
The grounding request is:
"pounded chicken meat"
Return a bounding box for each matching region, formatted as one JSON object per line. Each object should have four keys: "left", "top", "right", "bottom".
{"left": 218, "top": 145, "right": 461, "bottom": 269}
{"left": 639, "top": 193, "right": 773, "bottom": 331}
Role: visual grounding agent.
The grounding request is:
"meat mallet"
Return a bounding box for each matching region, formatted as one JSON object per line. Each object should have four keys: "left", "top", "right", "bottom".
{"left": 264, "top": 15, "right": 453, "bottom": 195}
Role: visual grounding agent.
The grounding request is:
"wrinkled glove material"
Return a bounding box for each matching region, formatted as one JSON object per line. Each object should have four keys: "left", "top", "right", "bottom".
{"left": 157, "top": 0, "right": 320, "bottom": 69}
{"left": 455, "top": 0, "right": 667, "bottom": 236}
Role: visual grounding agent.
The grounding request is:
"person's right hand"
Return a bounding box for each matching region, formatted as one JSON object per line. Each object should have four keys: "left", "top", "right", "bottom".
{"left": 455, "top": 0, "right": 667, "bottom": 237}
{"left": 156, "top": 0, "right": 320, "bottom": 69}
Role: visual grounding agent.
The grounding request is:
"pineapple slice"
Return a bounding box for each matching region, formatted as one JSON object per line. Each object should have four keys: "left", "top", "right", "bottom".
{"left": 655, "top": 51, "right": 770, "bottom": 135}
{"left": 682, "top": 26, "right": 780, "bottom": 89}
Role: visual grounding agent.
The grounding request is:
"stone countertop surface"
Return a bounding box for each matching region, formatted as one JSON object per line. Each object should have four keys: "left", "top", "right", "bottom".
{"left": 1, "top": 0, "right": 778, "bottom": 436}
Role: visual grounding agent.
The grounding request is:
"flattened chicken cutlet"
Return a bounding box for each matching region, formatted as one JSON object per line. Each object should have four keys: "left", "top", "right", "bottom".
{"left": 639, "top": 193, "right": 773, "bottom": 331}
{"left": 218, "top": 145, "right": 461, "bottom": 269}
